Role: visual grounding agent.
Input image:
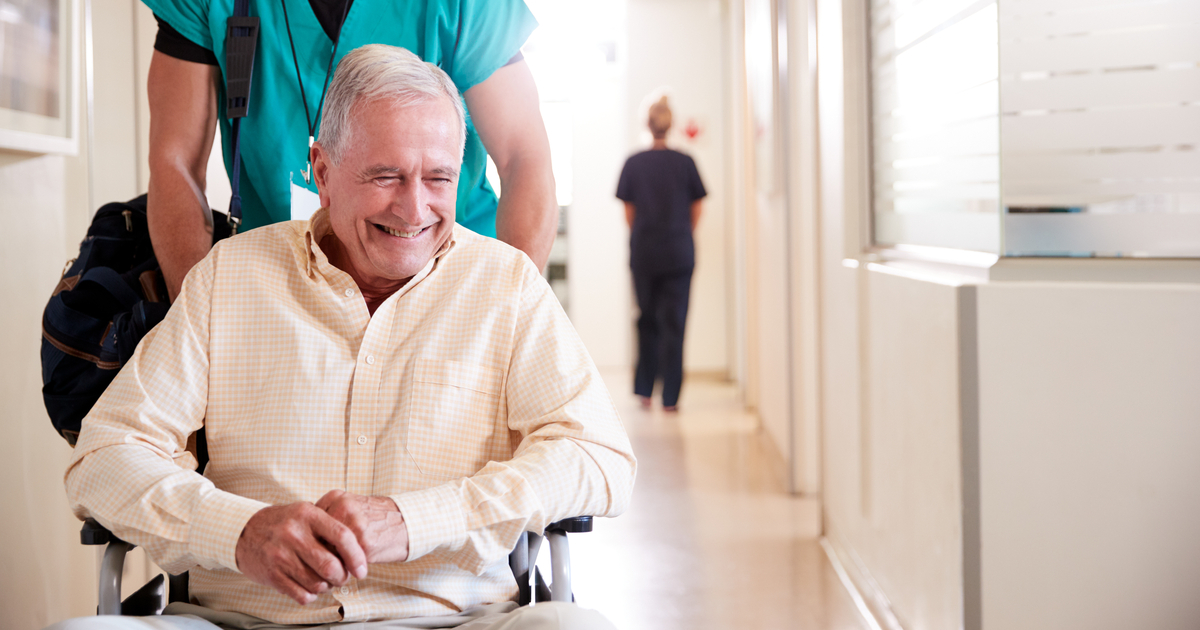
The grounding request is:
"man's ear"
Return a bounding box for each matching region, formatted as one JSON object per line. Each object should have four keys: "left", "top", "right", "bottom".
{"left": 311, "top": 142, "right": 334, "bottom": 209}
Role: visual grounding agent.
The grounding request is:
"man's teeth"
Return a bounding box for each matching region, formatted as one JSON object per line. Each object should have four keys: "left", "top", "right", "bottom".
{"left": 382, "top": 225, "right": 422, "bottom": 238}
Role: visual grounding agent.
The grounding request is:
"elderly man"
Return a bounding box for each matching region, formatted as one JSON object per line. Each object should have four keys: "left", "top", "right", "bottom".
{"left": 50, "top": 44, "right": 634, "bottom": 630}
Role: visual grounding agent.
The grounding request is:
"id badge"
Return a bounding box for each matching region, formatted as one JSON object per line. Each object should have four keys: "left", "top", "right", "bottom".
{"left": 291, "top": 181, "right": 321, "bottom": 221}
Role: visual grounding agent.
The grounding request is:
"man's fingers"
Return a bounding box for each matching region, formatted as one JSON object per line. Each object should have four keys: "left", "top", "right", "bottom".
{"left": 237, "top": 502, "right": 367, "bottom": 604}
{"left": 315, "top": 489, "right": 344, "bottom": 512}
{"left": 312, "top": 510, "right": 368, "bottom": 579}
{"left": 295, "top": 533, "right": 351, "bottom": 586}
{"left": 269, "top": 567, "right": 322, "bottom": 606}
{"left": 285, "top": 551, "right": 334, "bottom": 596}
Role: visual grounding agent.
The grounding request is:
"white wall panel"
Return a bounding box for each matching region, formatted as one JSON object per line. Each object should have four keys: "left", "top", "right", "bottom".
{"left": 886, "top": 117, "right": 1000, "bottom": 160}
{"left": 829, "top": 3, "right": 1200, "bottom": 630}
{"left": 626, "top": 0, "right": 729, "bottom": 374}
{"left": 567, "top": 56, "right": 630, "bottom": 370}
{"left": 999, "top": 0, "right": 1200, "bottom": 35}
{"left": 999, "top": 0, "right": 1200, "bottom": 256}
{"left": 821, "top": 3, "right": 975, "bottom": 627}
{"left": 872, "top": 0, "right": 1000, "bottom": 251}
{"left": 886, "top": 182, "right": 1000, "bottom": 200}
{"left": 1004, "top": 213, "right": 1200, "bottom": 257}
{"left": 1003, "top": 108, "right": 1200, "bottom": 152}
{"left": 874, "top": 0, "right": 1200, "bottom": 256}
{"left": 882, "top": 81, "right": 998, "bottom": 132}
{"left": 1001, "top": 26, "right": 1197, "bottom": 73}
{"left": 877, "top": 211, "right": 999, "bottom": 252}
{"left": 1001, "top": 68, "right": 1200, "bottom": 113}
{"left": 977, "top": 283, "right": 1200, "bottom": 629}
{"left": 0, "top": 152, "right": 96, "bottom": 630}
{"left": 821, "top": 263, "right": 972, "bottom": 630}
{"left": 1006, "top": 178, "right": 1200, "bottom": 199}
{"left": 877, "top": 155, "right": 999, "bottom": 186}
{"left": 1002, "top": 151, "right": 1200, "bottom": 181}
{"left": 892, "top": 0, "right": 994, "bottom": 49}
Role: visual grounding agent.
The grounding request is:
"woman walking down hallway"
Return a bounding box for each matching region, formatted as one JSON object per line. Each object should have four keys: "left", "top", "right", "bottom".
{"left": 616, "top": 96, "right": 707, "bottom": 412}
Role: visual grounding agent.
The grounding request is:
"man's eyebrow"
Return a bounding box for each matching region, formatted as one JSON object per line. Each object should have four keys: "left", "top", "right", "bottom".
{"left": 358, "top": 165, "right": 460, "bottom": 178}
{"left": 360, "top": 164, "right": 400, "bottom": 178}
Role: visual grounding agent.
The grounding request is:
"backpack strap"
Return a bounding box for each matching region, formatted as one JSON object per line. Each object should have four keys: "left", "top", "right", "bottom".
{"left": 77, "top": 267, "right": 141, "bottom": 309}
{"left": 225, "top": 0, "right": 259, "bottom": 234}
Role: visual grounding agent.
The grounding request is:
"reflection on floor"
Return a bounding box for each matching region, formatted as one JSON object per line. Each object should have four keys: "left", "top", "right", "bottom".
{"left": 565, "top": 370, "right": 867, "bottom": 630}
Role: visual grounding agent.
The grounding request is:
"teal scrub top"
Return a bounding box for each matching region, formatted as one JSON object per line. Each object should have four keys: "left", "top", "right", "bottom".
{"left": 143, "top": 0, "right": 538, "bottom": 236}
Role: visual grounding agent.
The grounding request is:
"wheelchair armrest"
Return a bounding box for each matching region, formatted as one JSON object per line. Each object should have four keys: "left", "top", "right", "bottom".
{"left": 511, "top": 516, "right": 594, "bottom": 605}
{"left": 547, "top": 516, "right": 593, "bottom": 534}
{"left": 82, "top": 518, "right": 121, "bottom": 546}
{"left": 81, "top": 518, "right": 166, "bottom": 615}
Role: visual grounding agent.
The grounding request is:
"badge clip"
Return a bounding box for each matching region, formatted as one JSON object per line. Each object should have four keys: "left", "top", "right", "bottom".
{"left": 302, "top": 135, "right": 315, "bottom": 184}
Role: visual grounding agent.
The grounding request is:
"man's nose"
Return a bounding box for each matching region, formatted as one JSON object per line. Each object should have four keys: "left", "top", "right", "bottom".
{"left": 391, "top": 182, "right": 426, "bottom": 224}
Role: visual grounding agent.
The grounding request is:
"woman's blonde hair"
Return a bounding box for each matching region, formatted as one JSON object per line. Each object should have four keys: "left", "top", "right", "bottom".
{"left": 648, "top": 96, "right": 673, "bottom": 139}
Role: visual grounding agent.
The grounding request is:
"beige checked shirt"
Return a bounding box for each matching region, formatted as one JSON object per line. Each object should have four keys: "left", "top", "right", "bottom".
{"left": 65, "top": 210, "right": 636, "bottom": 624}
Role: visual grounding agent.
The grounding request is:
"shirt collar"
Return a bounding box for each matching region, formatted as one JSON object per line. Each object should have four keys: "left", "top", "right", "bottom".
{"left": 303, "top": 207, "right": 458, "bottom": 281}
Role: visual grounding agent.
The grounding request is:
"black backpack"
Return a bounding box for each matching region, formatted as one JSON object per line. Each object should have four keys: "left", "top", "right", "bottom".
{"left": 42, "top": 3, "right": 259, "bottom": 445}
{"left": 40, "top": 195, "right": 232, "bottom": 445}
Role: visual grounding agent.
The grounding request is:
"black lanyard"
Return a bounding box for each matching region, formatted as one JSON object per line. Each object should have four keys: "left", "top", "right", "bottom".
{"left": 225, "top": 0, "right": 260, "bottom": 232}
{"left": 280, "top": 0, "right": 353, "bottom": 184}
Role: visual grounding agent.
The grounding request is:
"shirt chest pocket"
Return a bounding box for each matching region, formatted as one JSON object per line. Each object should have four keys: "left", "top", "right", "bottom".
{"left": 405, "top": 359, "right": 507, "bottom": 479}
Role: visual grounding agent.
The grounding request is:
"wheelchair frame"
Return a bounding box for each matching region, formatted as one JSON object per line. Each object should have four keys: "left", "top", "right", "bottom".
{"left": 82, "top": 516, "right": 593, "bottom": 616}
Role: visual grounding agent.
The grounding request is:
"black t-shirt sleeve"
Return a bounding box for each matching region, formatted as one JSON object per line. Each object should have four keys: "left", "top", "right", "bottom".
{"left": 616, "top": 158, "right": 635, "bottom": 202}
{"left": 152, "top": 4, "right": 520, "bottom": 70}
{"left": 687, "top": 157, "right": 707, "bottom": 200}
{"left": 154, "top": 14, "right": 218, "bottom": 66}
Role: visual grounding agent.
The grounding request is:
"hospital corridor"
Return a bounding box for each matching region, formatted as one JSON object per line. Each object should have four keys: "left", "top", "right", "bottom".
{"left": 3, "top": 0, "right": 1200, "bottom": 629}
{"left": 574, "top": 370, "right": 861, "bottom": 630}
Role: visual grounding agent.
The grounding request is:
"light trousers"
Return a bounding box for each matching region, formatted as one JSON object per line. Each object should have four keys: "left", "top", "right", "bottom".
{"left": 44, "top": 601, "right": 617, "bottom": 630}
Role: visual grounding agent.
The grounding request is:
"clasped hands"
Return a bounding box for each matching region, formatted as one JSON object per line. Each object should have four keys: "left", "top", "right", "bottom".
{"left": 234, "top": 489, "right": 410, "bottom": 605}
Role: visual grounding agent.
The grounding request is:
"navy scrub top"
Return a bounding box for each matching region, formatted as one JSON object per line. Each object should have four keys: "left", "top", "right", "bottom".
{"left": 616, "top": 148, "right": 707, "bottom": 274}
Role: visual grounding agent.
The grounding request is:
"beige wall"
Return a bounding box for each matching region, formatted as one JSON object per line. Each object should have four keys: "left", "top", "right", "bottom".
{"left": 819, "top": 266, "right": 969, "bottom": 630}
{"left": 0, "top": 151, "right": 96, "bottom": 629}
{"left": 811, "top": 2, "right": 1200, "bottom": 630}
{"left": 734, "top": 0, "right": 823, "bottom": 495}
{"left": 1, "top": 2, "right": 150, "bottom": 627}
{"left": 566, "top": 22, "right": 631, "bottom": 370}
{"left": 977, "top": 282, "right": 1200, "bottom": 630}
{"left": 570, "top": 0, "right": 731, "bottom": 376}
{"left": 625, "top": 0, "right": 729, "bottom": 375}
{"left": 813, "top": 0, "right": 968, "bottom": 628}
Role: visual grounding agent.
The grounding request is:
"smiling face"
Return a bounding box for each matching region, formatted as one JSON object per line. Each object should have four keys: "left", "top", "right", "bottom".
{"left": 311, "top": 95, "right": 462, "bottom": 292}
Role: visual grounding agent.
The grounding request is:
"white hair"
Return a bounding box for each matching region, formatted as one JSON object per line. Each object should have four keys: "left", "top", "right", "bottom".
{"left": 318, "top": 44, "right": 466, "bottom": 164}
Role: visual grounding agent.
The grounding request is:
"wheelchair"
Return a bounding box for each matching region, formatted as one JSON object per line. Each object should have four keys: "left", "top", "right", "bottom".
{"left": 82, "top": 515, "right": 594, "bottom": 616}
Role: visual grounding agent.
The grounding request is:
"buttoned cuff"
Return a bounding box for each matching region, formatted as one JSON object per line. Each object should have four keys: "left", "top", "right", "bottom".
{"left": 190, "top": 489, "right": 271, "bottom": 572}
{"left": 390, "top": 484, "right": 467, "bottom": 562}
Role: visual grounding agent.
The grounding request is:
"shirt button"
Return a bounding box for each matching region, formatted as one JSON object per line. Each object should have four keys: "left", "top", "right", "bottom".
{"left": 366, "top": 355, "right": 375, "bottom": 365}
{"left": 357, "top": 435, "right": 367, "bottom": 445}
{"left": 344, "top": 288, "right": 355, "bottom": 297}
{"left": 340, "top": 586, "right": 350, "bottom": 595}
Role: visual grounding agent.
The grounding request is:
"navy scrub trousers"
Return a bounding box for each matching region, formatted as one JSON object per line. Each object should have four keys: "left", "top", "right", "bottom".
{"left": 632, "top": 267, "right": 693, "bottom": 408}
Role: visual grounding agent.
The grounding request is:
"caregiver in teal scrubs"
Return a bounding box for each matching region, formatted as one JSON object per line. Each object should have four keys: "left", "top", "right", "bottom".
{"left": 143, "top": 0, "right": 556, "bottom": 299}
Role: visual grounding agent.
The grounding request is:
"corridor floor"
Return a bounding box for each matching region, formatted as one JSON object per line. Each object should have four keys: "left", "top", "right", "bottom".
{"left": 565, "top": 370, "right": 868, "bottom": 630}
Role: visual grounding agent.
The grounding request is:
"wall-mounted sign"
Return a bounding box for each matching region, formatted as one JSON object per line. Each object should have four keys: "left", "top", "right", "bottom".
{"left": 0, "top": 0, "right": 78, "bottom": 154}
